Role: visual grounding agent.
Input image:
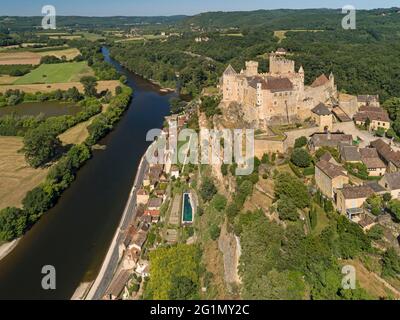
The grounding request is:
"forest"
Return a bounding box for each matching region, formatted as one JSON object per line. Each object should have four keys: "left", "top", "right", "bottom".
{"left": 109, "top": 8, "right": 400, "bottom": 103}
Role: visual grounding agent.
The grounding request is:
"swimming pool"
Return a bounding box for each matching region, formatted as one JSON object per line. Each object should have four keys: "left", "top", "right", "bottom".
{"left": 182, "top": 193, "right": 194, "bottom": 224}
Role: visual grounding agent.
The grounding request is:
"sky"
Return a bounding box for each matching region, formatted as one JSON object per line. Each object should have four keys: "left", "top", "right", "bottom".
{"left": 1, "top": 0, "right": 399, "bottom": 16}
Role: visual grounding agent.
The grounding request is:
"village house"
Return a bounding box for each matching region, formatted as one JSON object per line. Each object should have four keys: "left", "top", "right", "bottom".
{"left": 144, "top": 197, "right": 163, "bottom": 223}
{"left": 136, "top": 189, "right": 150, "bottom": 206}
{"left": 370, "top": 139, "right": 400, "bottom": 173}
{"left": 320, "top": 151, "right": 339, "bottom": 165}
{"left": 315, "top": 160, "right": 349, "bottom": 199}
{"left": 135, "top": 261, "right": 150, "bottom": 278}
{"left": 339, "top": 144, "right": 362, "bottom": 163}
{"left": 311, "top": 103, "right": 333, "bottom": 132}
{"left": 309, "top": 132, "right": 353, "bottom": 152}
{"left": 357, "top": 95, "right": 380, "bottom": 108}
{"left": 170, "top": 165, "right": 180, "bottom": 179}
{"left": 354, "top": 106, "right": 391, "bottom": 131}
{"left": 147, "top": 197, "right": 163, "bottom": 211}
{"left": 359, "top": 148, "right": 386, "bottom": 177}
{"left": 336, "top": 185, "right": 375, "bottom": 219}
{"left": 103, "top": 270, "right": 131, "bottom": 301}
{"left": 130, "top": 230, "right": 148, "bottom": 252}
{"left": 379, "top": 172, "right": 400, "bottom": 199}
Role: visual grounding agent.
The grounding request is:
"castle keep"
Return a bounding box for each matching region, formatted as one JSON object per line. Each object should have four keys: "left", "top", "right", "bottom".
{"left": 220, "top": 50, "right": 338, "bottom": 128}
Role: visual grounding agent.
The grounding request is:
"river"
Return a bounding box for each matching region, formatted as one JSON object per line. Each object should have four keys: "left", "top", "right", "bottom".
{"left": 0, "top": 47, "right": 173, "bottom": 300}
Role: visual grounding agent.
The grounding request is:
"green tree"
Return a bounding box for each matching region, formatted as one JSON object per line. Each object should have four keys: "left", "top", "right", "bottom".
{"left": 212, "top": 194, "right": 227, "bottom": 212}
{"left": 382, "top": 248, "right": 400, "bottom": 278}
{"left": 209, "top": 224, "right": 221, "bottom": 241}
{"left": 277, "top": 197, "right": 299, "bottom": 221}
{"left": 274, "top": 173, "right": 310, "bottom": 209}
{"left": 387, "top": 200, "right": 400, "bottom": 221}
{"left": 294, "top": 136, "right": 308, "bottom": 149}
{"left": 22, "top": 187, "right": 55, "bottom": 218}
{"left": 367, "top": 225, "right": 384, "bottom": 241}
{"left": 0, "top": 207, "right": 28, "bottom": 241}
{"left": 23, "top": 126, "right": 61, "bottom": 168}
{"left": 199, "top": 177, "right": 217, "bottom": 202}
{"left": 80, "top": 76, "right": 98, "bottom": 97}
{"left": 291, "top": 148, "right": 312, "bottom": 168}
{"left": 169, "top": 276, "right": 199, "bottom": 300}
{"left": 245, "top": 270, "right": 306, "bottom": 300}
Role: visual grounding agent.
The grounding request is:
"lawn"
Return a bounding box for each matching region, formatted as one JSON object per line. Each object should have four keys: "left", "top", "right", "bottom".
{"left": 13, "top": 61, "right": 94, "bottom": 84}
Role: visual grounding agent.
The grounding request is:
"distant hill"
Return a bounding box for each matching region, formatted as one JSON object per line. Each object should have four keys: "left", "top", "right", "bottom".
{"left": 1, "top": 7, "right": 400, "bottom": 31}
{"left": 180, "top": 8, "right": 400, "bottom": 30}
{"left": 0, "top": 15, "right": 188, "bottom": 31}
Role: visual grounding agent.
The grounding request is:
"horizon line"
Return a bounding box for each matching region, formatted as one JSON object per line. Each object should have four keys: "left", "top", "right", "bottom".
{"left": 1, "top": 6, "right": 399, "bottom": 18}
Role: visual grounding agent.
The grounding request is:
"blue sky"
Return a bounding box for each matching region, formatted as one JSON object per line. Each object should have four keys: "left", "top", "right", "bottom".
{"left": 1, "top": 0, "right": 399, "bottom": 16}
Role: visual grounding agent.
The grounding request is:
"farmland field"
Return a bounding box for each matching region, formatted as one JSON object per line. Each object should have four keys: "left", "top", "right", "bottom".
{"left": 0, "top": 80, "right": 120, "bottom": 94}
{"left": 0, "top": 136, "right": 49, "bottom": 209}
{"left": 13, "top": 61, "right": 94, "bottom": 84}
{"left": 0, "top": 51, "right": 41, "bottom": 65}
{"left": 37, "top": 48, "right": 81, "bottom": 60}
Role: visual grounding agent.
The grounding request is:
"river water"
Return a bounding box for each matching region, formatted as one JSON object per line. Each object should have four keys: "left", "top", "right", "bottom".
{"left": 0, "top": 47, "right": 173, "bottom": 300}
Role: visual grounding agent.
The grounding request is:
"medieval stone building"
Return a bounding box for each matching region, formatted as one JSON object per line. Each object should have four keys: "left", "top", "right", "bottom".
{"left": 220, "top": 50, "right": 338, "bottom": 128}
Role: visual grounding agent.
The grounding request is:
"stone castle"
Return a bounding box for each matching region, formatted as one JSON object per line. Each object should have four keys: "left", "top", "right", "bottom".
{"left": 220, "top": 50, "right": 338, "bottom": 128}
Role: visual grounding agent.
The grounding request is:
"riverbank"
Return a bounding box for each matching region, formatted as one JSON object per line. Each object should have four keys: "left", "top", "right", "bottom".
{"left": 0, "top": 239, "right": 20, "bottom": 261}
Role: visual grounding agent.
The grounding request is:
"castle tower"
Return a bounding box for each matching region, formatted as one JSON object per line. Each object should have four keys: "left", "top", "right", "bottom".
{"left": 222, "top": 64, "right": 238, "bottom": 102}
{"left": 245, "top": 61, "right": 259, "bottom": 77}
{"left": 269, "top": 53, "right": 295, "bottom": 75}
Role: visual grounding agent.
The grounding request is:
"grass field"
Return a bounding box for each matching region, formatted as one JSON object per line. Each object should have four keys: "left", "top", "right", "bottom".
{"left": 0, "top": 80, "right": 120, "bottom": 94}
{"left": 13, "top": 61, "right": 94, "bottom": 84}
{"left": 0, "top": 136, "right": 49, "bottom": 209}
{"left": 274, "top": 29, "right": 324, "bottom": 43}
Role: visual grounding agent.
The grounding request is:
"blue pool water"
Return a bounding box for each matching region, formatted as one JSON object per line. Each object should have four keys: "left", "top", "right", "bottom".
{"left": 182, "top": 193, "right": 193, "bottom": 223}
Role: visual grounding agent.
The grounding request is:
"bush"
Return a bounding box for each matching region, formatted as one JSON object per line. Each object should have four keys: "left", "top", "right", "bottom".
{"left": 221, "top": 164, "right": 229, "bottom": 176}
{"left": 274, "top": 173, "right": 310, "bottom": 209}
{"left": 209, "top": 225, "right": 221, "bottom": 241}
{"left": 294, "top": 136, "right": 308, "bottom": 149}
{"left": 277, "top": 197, "right": 299, "bottom": 221}
{"left": 212, "top": 194, "right": 227, "bottom": 212}
{"left": 382, "top": 248, "right": 400, "bottom": 278}
{"left": 291, "top": 148, "right": 312, "bottom": 168}
{"left": 199, "top": 177, "right": 217, "bottom": 202}
{"left": 22, "top": 187, "right": 55, "bottom": 219}
{"left": 0, "top": 207, "right": 28, "bottom": 241}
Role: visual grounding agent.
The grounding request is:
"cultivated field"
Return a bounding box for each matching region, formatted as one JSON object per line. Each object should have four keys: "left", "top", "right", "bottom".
{"left": 59, "top": 116, "right": 96, "bottom": 145}
{"left": 0, "top": 51, "right": 41, "bottom": 65}
{"left": 13, "top": 61, "right": 94, "bottom": 84}
{"left": 37, "top": 48, "right": 81, "bottom": 60}
{"left": 0, "top": 75, "right": 19, "bottom": 85}
{"left": 0, "top": 80, "right": 120, "bottom": 94}
{"left": 0, "top": 136, "right": 49, "bottom": 209}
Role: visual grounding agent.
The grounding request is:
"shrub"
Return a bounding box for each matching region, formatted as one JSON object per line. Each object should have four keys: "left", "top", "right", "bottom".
{"left": 291, "top": 148, "right": 312, "bottom": 168}
{"left": 212, "top": 194, "right": 227, "bottom": 212}
{"left": 294, "top": 136, "right": 308, "bottom": 149}
{"left": 209, "top": 225, "right": 221, "bottom": 241}
{"left": 0, "top": 207, "right": 28, "bottom": 241}
{"left": 199, "top": 178, "right": 217, "bottom": 202}
{"left": 277, "top": 197, "right": 299, "bottom": 221}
